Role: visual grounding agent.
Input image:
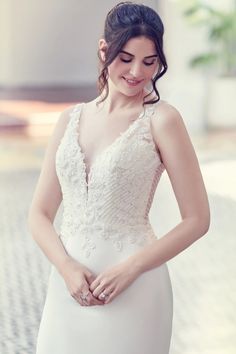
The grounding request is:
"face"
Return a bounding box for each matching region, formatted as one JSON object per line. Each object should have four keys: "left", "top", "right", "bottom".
{"left": 99, "top": 36, "right": 160, "bottom": 97}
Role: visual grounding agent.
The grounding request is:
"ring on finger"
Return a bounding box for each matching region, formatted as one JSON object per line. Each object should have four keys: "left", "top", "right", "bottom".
{"left": 79, "top": 291, "right": 90, "bottom": 301}
{"left": 99, "top": 292, "right": 109, "bottom": 300}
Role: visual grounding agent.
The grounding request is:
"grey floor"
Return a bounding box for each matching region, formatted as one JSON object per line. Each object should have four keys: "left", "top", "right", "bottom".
{"left": 0, "top": 136, "right": 236, "bottom": 354}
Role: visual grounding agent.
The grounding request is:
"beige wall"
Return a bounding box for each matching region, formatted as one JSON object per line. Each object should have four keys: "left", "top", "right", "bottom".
{"left": 0, "top": 0, "right": 158, "bottom": 86}
{"left": 1, "top": 0, "right": 102, "bottom": 85}
{"left": 158, "top": 1, "right": 209, "bottom": 132}
{"left": 0, "top": 0, "right": 216, "bottom": 132}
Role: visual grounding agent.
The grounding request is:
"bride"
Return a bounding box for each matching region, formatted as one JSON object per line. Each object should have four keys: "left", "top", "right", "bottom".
{"left": 28, "top": 2, "right": 210, "bottom": 353}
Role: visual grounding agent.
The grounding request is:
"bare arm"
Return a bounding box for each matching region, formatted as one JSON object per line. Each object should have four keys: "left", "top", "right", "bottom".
{"left": 27, "top": 106, "right": 74, "bottom": 274}
{"left": 126, "top": 102, "right": 210, "bottom": 274}
{"left": 28, "top": 105, "right": 104, "bottom": 306}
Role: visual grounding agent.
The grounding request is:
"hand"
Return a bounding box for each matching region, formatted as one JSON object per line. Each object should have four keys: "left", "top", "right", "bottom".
{"left": 89, "top": 260, "right": 140, "bottom": 304}
{"left": 59, "top": 257, "right": 104, "bottom": 306}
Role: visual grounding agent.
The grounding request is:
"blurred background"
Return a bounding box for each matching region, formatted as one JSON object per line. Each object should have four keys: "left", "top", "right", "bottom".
{"left": 0, "top": 0, "right": 235, "bottom": 353}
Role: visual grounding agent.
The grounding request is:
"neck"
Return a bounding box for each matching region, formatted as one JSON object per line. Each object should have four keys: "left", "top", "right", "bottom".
{"left": 96, "top": 79, "right": 150, "bottom": 114}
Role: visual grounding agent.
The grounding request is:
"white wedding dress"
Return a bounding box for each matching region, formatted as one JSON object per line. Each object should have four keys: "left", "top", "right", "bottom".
{"left": 36, "top": 102, "right": 173, "bottom": 354}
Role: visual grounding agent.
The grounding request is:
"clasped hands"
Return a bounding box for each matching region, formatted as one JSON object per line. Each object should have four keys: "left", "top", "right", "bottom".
{"left": 89, "top": 260, "right": 139, "bottom": 305}
{"left": 61, "top": 257, "right": 139, "bottom": 306}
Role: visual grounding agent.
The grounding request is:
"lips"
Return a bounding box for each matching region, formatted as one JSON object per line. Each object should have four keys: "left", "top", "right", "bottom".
{"left": 123, "top": 77, "right": 143, "bottom": 86}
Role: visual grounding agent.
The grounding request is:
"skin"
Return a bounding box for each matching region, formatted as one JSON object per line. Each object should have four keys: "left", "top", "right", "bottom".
{"left": 28, "top": 35, "right": 210, "bottom": 307}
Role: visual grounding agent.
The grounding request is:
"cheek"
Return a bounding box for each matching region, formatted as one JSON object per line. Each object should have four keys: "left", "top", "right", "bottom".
{"left": 146, "top": 64, "right": 159, "bottom": 80}
{"left": 108, "top": 59, "right": 125, "bottom": 76}
{"left": 153, "top": 62, "right": 161, "bottom": 75}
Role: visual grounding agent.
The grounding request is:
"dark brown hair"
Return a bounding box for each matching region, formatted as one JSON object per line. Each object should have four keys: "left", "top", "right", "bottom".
{"left": 97, "top": 1, "right": 167, "bottom": 106}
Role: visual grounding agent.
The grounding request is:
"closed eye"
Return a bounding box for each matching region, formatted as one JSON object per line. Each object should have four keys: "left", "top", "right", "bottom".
{"left": 144, "top": 62, "right": 155, "bottom": 66}
{"left": 120, "top": 58, "right": 156, "bottom": 66}
{"left": 120, "top": 58, "right": 132, "bottom": 63}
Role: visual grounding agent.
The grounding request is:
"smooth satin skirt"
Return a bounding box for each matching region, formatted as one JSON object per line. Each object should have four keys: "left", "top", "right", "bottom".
{"left": 36, "top": 235, "right": 173, "bottom": 354}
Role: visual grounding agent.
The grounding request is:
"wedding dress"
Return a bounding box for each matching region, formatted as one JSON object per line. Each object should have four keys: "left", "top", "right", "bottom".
{"left": 36, "top": 102, "right": 173, "bottom": 354}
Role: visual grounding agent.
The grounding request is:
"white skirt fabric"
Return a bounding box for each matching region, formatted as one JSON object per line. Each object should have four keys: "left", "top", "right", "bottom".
{"left": 36, "top": 235, "right": 173, "bottom": 354}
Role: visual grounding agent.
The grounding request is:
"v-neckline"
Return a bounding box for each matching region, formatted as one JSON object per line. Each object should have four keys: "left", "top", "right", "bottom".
{"left": 74, "top": 102, "right": 149, "bottom": 192}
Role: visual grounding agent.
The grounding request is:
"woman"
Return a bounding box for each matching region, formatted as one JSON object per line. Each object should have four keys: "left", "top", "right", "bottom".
{"left": 28, "top": 2, "right": 210, "bottom": 353}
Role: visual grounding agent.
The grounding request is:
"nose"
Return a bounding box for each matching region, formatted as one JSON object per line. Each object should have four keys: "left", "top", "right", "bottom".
{"left": 129, "top": 61, "right": 143, "bottom": 79}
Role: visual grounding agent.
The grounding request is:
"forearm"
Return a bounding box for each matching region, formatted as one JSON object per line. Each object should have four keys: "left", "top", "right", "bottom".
{"left": 28, "top": 212, "right": 71, "bottom": 274}
{"left": 127, "top": 217, "right": 209, "bottom": 275}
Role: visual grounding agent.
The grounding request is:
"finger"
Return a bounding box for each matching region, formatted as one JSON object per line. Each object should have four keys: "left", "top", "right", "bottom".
{"left": 74, "top": 289, "right": 88, "bottom": 305}
{"left": 91, "top": 294, "right": 104, "bottom": 303}
{"left": 89, "top": 276, "right": 102, "bottom": 291}
{"left": 85, "top": 272, "right": 97, "bottom": 285}
{"left": 79, "top": 290, "right": 104, "bottom": 306}
{"left": 86, "top": 290, "right": 103, "bottom": 303}
{"left": 89, "top": 282, "right": 98, "bottom": 292}
{"left": 69, "top": 287, "right": 84, "bottom": 305}
{"left": 92, "top": 285, "right": 104, "bottom": 298}
{"left": 80, "top": 294, "right": 103, "bottom": 306}
{"left": 72, "top": 293, "right": 85, "bottom": 306}
{"left": 74, "top": 286, "right": 90, "bottom": 305}
{"left": 104, "top": 289, "right": 116, "bottom": 304}
{"left": 73, "top": 292, "right": 104, "bottom": 306}
{"left": 97, "top": 285, "right": 115, "bottom": 301}
{"left": 97, "top": 288, "right": 111, "bottom": 300}
{"left": 90, "top": 295, "right": 105, "bottom": 306}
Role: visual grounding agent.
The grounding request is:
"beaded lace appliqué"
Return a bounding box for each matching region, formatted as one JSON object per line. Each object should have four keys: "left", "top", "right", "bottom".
{"left": 56, "top": 102, "right": 165, "bottom": 258}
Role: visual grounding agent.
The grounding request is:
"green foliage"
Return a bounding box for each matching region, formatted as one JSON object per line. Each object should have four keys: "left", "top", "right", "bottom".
{"left": 178, "top": 0, "right": 236, "bottom": 77}
{"left": 190, "top": 52, "right": 219, "bottom": 67}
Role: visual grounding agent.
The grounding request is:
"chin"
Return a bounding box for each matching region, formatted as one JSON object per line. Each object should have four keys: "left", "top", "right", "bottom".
{"left": 118, "top": 85, "right": 144, "bottom": 97}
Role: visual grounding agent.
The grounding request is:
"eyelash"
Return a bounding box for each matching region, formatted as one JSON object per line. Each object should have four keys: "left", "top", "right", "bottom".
{"left": 120, "top": 58, "right": 155, "bottom": 66}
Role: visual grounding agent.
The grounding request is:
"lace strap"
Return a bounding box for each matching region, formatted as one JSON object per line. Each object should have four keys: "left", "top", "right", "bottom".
{"left": 65, "top": 102, "right": 82, "bottom": 132}
{"left": 70, "top": 102, "right": 83, "bottom": 119}
{"left": 143, "top": 103, "right": 156, "bottom": 118}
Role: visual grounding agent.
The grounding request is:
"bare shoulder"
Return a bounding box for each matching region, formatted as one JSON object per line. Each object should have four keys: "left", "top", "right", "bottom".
{"left": 151, "top": 100, "right": 184, "bottom": 131}
{"left": 56, "top": 104, "right": 76, "bottom": 131}
{"left": 150, "top": 100, "right": 188, "bottom": 149}
{"left": 48, "top": 104, "right": 79, "bottom": 146}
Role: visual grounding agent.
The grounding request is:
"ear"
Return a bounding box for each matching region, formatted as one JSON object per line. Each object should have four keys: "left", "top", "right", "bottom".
{"left": 98, "top": 38, "right": 107, "bottom": 62}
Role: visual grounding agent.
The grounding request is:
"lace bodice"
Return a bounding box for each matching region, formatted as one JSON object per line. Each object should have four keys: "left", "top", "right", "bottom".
{"left": 55, "top": 102, "right": 165, "bottom": 257}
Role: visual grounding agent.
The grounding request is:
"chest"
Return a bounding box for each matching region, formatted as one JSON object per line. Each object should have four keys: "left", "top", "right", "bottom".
{"left": 77, "top": 107, "right": 143, "bottom": 167}
{"left": 56, "top": 103, "right": 163, "bottom": 192}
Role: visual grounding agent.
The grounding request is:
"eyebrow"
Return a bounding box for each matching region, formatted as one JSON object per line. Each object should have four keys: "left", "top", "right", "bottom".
{"left": 119, "top": 50, "right": 158, "bottom": 59}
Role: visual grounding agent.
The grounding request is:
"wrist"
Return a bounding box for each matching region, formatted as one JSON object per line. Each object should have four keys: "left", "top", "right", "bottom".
{"left": 125, "top": 255, "right": 143, "bottom": 278}
{"left": 56, "top": 255, "right": 74, "bottom": 276}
